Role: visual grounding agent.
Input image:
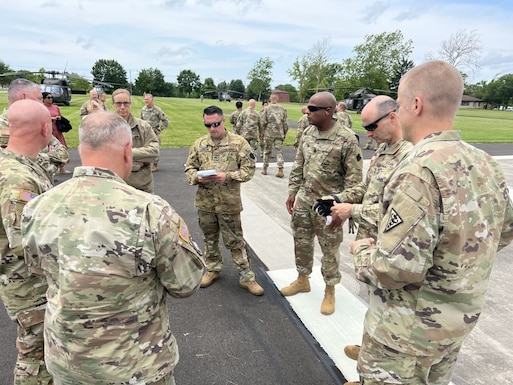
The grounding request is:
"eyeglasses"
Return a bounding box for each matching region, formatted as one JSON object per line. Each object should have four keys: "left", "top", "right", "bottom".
{"left": 46, "top": 96, "right": 53, "bottom": 99}
{"left": 362, "top": 109, "right": 396, "bottom": 131}
{"left": 113, "top": 101, "right": 131, "bottom": 107}
{"left": 204, "top": 120, "right": 223, "bottom": 128}
{"left": 307, "top": 105, "right": 330, "bottom": 112}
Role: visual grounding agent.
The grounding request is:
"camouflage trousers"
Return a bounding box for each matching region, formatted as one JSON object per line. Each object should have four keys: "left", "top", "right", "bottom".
{"left": 154, "top": 130, "right": 161, "bottom": 165}
{"left": 290, "top": 199, "right": 342, "bottom": 285}
{"left": 262, "top": 138, "right": 284, "bottom": 169}
{"left": 197, "top": 210, "right": 255, "bottom": 282}
{"left": 357, "top": 332, "right": 461, "bottom": 385}
{"left": 51, "top": 372, "right": 174, "bottom": 385}
{"left": 14, "top": 320, "right": 52, "bottom": 385}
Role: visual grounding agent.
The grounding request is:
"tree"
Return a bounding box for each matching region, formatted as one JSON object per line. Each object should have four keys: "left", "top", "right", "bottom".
{"left": 484, "top": 74, "right": 513, "bottom": 108}
{"left": 176, "top": 69, "right": 201, "bottom": 98}
{"left": 229, "top": 79, "right": 245, "bottom": 98}
{"left": 388, "top": 57, "right": 415, "bottom": 93}
{"left": 134, "top": 68, "right": 166, "bottom": 96}
{"left": 288, "top": 54, "right": 314, "bottom": 103}
{"left": 91, "top": 59, "right": 128, "bottom": 89}
{"left": 438, "top": 29, "right": 482, "bottom": 79}
{"left": 247, "top": 57, "right": 273, "bottom": 101}
{"left": 341, "top": 30, "right": 414, "bottom": 92}
{"left": 201, "top": 77, "right": 217, "bottom": 99}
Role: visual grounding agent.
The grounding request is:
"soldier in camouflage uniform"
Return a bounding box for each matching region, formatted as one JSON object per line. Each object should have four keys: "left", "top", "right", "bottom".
{"left": 260, "top": 94, "right": 288, "bottom": 177}
{"left": 327, "top": 96, "right": 412, "bottom": 377}
{"left": 336, "top": 101, "right": 353, "bottom": 129}
{"left": 22, "top": 111, "right": 205, "bottom": 385}
{"left": 141, "top": 93, "right": 169, "bottom": 172}
{"left": 79, "top": 89, "right": 101, "bottom": 119}
{"left": 112, "top": 89, "right": 159, "bottom": 193}
{"left": 234, "top": 98, "right": 261, "bottom": 153}
{"left": 281, "top": 92, "right": 363, "bottom": 315}
{"left": 351, "top": 61, "right": 513, "bottom": 384}
{"left": 293, "top": 106, "right": 309, "bottom": 149}
{"left": 229, "top": 101, "right": 243, "bottom": 127}
{"left": 184, "top": 105, "right": 264, "bottom": 296}
{"left": 0, "top": 100, "right": 54, "bottom": 385}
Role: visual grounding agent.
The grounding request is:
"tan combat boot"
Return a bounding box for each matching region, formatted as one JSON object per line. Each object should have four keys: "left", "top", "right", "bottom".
{"left": 275, "top": 168, "right": 284, "bottom": 178}
{"left": 280, "top": 274, "right": 311, "bottom": 296}
{"left": 261, "top": 167, "right": 267, "bottom": 175}
{"left": 240, "top": 280, "right": 264, "bottom": 296}
{"left": 344, "top": 345, "right": 361, "bottom": 361}
{"left": 320, "top": 285, "right": 335, "bottom": 315}
{"left": 200, "top": 271, "right": 220, "bottom": 288}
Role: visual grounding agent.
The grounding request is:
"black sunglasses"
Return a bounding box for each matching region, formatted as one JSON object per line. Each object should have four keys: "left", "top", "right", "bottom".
{"left": 46, "top": 96, "right": 53, "bottom": 99}
{"left": 362, "top": 109, "right": 396, "bottom": 131}
{"left": 307, "top": 105, "right": 330, "bottom": 112}
{"left": 204, "top": 120, "right": 223, "bottom": 128}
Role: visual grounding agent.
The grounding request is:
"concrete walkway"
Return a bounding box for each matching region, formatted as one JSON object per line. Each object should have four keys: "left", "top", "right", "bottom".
{"left": 241, "top": 156, "right": 513, "bottom": 385}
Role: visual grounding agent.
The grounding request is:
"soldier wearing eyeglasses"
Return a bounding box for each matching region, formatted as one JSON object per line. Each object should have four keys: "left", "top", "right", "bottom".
{"left": 282, "top": 91, "right": 363, "bottom": 315}
{"left": 184, "top": 105, "right": 264, "bottom": 296}
{"left": 112, "top": 89, "right": 159, "bottom": 193}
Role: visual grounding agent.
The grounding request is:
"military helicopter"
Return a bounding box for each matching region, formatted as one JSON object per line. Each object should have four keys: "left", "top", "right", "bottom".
{"left": 203, "top": 89, "right": 245, "bottom": 102}
{"left": 0, "top": 70, "right": 76, "bottom": 105}
{"left": 343, "top": 88, "right": 377, "bottom": 114}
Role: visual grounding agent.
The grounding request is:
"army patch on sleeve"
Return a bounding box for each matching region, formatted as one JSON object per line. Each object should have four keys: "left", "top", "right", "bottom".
{"left": 178, "top": 218, "right": 191, "bottom": 243}
{"left": 384, "top": 208, "right": 403, "bottom": 232}
{"left": 19, "top": 190, "right": 37, "bottom": 202}
{"left": 249, "top": 152, "right": 256, "bottom": 160}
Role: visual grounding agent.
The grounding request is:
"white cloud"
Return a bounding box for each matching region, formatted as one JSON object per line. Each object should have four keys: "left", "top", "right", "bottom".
{"left": 0, "top": 0, "right": 511, "bottom": 86}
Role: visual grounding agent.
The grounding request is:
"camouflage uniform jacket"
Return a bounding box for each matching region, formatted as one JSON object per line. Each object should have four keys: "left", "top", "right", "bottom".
{"left": 353, "top": 130, "right": 513, "bottom": 358}
{"left": 337, "top": 111, "right": 353, "bottom": 128}
{"left": 288, "top": 120, "right": 363, "bottom": 206}
{"left": 185, "top": 131, "right": 256, "bottom": 214}
{"left": 293, "top": 114, "right": 310, "bottom": 148}
{"left": 261, "top": 103, "right": 288, "bottom": 139}
{"left": 79, "top": 100, "right": 99, "bottom": 118}
{"left": 234, "top": 107, "right": 261, "bottom": 141}
{"left": 126, "top": 114, "right": 159, "bottom": 191}
{"left": 22, "top": 166, "right": 205, "bottom": 384}
{"left": 141, "top": 105, "right": 169, "bottom": 133}
{"left": 0, "top": 148, "right": 52, "bottom": 321}
{"left": 229, "top": 110, "right": 242, "bottom": 126}
{"left": 336, "top": 139, "right": 412, "bottom": 239}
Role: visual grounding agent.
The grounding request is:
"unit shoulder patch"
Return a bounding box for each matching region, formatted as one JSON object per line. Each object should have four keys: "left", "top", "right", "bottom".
{"left": 384, "top": 208, "right": 403, "bottom": 232}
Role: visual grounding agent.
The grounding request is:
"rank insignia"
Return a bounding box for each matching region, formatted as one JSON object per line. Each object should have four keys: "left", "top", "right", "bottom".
{"left": 384, "top": 208, "right": 403, "bottom": 232}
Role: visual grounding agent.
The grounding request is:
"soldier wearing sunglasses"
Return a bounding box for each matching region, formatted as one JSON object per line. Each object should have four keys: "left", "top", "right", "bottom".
{"left": 185, "top": 105, "right": 264, "bottom": 296}
{"left": 282, "top": 92, "right": 363, "bottom": 316}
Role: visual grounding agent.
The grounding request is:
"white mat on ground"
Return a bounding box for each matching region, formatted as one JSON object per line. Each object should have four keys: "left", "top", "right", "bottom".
{"left": 268, "top": 267, "right": 365, "bottom": 383}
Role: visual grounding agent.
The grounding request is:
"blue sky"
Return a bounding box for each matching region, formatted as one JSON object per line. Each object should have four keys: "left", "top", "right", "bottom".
{"left": 1, "top": 0, "right": 512, "bottom": 88}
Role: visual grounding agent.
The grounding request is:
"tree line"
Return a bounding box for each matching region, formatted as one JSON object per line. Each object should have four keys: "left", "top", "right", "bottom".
{"left": 1, "top": 29, "right": 512, "bottom": 108}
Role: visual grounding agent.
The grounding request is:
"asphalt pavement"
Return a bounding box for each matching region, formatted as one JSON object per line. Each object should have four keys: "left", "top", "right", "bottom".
{"left": 1, "top": 143, "right": 512, "bottom": 385}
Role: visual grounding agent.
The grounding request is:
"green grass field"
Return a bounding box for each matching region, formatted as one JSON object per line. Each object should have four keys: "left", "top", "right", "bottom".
{"left": 1, "top": 92, "right": 512, "bottom": 148}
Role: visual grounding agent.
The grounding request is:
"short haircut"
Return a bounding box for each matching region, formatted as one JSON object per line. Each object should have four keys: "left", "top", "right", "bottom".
{"left": 235, "top": 101, "right": 243, "bottom": 109}
{"left": 8, "top": 78, "right": 40, "bottom": 104}
{"left": 79, "top": 112, "right": 132, "bottom": 150}
{"left": 203, "top": 105, "right": 223, "bottom": 117}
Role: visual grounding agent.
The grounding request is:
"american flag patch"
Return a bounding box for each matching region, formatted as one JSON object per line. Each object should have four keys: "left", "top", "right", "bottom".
{"left": 179, "top": 218, "right": 190, "bottom": 243}
{"left": 19, "top": 190, "right": 37, "bottom": 202}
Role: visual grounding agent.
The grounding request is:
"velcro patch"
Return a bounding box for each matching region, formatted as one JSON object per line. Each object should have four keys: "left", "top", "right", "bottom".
{"left": 384, "top": 208, "right": 403, "bottom": 232}
{"left": 19, "top": 190, "right": 37, "bottom": 202}
{"left": 179, "top": 218, "right": 190, "bottom": 243}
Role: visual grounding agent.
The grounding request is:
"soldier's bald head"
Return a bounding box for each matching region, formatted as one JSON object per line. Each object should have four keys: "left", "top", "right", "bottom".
{"left": 310, "top": 91, "right": 337, "bottom": 110}
{"left": 7, "top": 99, "right": 52, "bottom": 155}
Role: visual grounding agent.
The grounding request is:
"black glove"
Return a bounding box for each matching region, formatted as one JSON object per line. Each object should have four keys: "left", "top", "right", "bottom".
{"left": 312, "top": 195, "right": 340, "bottom": 217}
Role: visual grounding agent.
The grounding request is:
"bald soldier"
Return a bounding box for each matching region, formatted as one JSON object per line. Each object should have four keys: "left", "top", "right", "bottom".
{"left": 282, "top": 91, "right": 363, "bottom": 315}
{"left": 0, "top": 100, "right": 54, "bottom": 385}
{"left": 22, "top": 111, "right": 205, "bottom": 385}
{"left": 351, "top": 60, "right": 513, "bottom": 384}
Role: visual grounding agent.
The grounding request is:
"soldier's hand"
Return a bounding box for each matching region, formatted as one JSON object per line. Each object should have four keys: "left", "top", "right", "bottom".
{"left": 312, "top": 195, "right": 340, "bottom": 217}
{"left": 347, "top": 218, "right": 357, "bottom": 234}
